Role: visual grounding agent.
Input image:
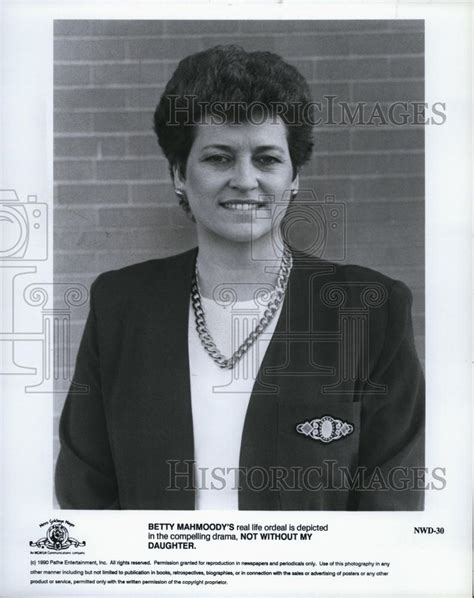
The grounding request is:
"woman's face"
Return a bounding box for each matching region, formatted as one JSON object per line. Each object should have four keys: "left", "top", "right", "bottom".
{"left": 174, "top": 116, "right": 299, "bottom": 245}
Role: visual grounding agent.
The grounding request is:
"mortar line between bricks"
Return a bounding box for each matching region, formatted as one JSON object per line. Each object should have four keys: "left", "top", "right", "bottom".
{"left": 54, "top": 200, "right": 179, "bottom": 209}
{"left": 58, "top": 228, "right": 197, "bottom": 233}
{"left": 342, "top": 197, "right": 425, "bottom": 203}
{"left": 54, "top": 105, "right": 426, "bottom": 114}
{"left": 59, "top": 225, "right": 425, "bottom": 232}
{"left": 58, "top": 250, "right": 403, "bottom": 258}
{"left": 55, "top": 132, "right": 155, "bottom": 137}
{"left": 297, "top": 173, "right": 424, "bottom": 180}
{"left": 54, "top": 149, "right": 424, "bottom": 161}
{"left": 52, "top": 183, "right": 160, "bottom": 188}
{"left": 53, "top": 30, "right": 421, "bottom": 41}
{"left": 53, "top": 126, "right": 425, "bottom": 137}
{"left": 53, "top": 182, "right": 166, "bottom": 188}
{"left": 54, "top": 77, "right": 424, "bottom": 90}
{"left": 55, "top": 108, "right": 160, "bottom": 114}
{"left": 54, "top": 199, "right": 425, "bottom": 207}
{"left": 53, "top": 54, "right": 425, "bottom": 65}
{"left": 54, "top": 250, "right": 171, "bottom": 256}
{"left": 55, "top": 179, "right": 171, "bottom": 184}
{"left": 54, "top": 173, "right": 424, "bottom": 184}
{"left": 54, "top": 55, "right": 425, "bottom": 64}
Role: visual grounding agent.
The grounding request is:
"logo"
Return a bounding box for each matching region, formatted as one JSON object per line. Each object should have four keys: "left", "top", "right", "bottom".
{"left": 30, "top": 519, "right": 86, "bottom": 551}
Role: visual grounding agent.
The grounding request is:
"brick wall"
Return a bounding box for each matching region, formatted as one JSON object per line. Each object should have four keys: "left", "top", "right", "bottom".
{"left": 53, "top": 20, "right": 424, "bottom": 484}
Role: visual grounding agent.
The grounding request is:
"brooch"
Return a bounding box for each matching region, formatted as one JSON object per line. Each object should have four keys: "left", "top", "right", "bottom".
{"left": 296, "top": 415, "right": 354, "bottom": 444}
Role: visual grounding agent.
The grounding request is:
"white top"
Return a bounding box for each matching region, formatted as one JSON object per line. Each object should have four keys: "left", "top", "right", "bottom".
{"left": 188, "top": 294, "right": 283, "bottom": 510}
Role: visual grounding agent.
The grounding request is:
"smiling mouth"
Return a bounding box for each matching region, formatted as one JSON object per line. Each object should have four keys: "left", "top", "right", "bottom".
{"left": 219, "top": 200, "right": 270, "bottom": 211}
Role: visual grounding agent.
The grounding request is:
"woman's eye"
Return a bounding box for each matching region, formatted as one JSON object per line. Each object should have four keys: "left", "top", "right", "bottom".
{"left": 205, "top": 155, "right": 231, "bottom": 164}
{"left": 255, "top": 155, "right": 281, "bottom": 166}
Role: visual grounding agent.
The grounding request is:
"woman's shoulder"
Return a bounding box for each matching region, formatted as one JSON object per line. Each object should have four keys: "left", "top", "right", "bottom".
{"left": 293, "top": 256, "right": 417, "bottom": 360}
{"left": 90, "top": 247, "right": 198, "bottom": 301}
{"left": 293, "top": 253, "right": 412, "bottom": 302}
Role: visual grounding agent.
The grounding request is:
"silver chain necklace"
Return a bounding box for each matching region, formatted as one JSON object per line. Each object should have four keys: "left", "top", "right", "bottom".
{"left": 191, "top": 245, "right": 293, "bottom": 369}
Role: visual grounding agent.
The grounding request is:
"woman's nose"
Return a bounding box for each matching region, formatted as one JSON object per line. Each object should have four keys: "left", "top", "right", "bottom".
{"left": 228, "top": 159, "right": 258, "bottom": 192}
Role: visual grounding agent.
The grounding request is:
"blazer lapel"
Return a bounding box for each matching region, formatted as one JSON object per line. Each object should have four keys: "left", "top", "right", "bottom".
{"left": 125, "top": 249, "right": 197, "bottom": 509}
{"left": 238, "top": 255, "right": 340, "bottom": 510}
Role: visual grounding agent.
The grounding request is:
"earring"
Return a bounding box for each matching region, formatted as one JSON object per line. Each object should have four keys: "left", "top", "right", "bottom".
{"left": 290, "top": 189, "right": 298, "bottom": 200}
{"left": 174, "top": 189, "right": 195, "bottom": 222}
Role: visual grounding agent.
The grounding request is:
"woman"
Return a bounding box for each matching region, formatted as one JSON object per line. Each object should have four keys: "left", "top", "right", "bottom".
{"left": 55, "top": 45, "right": 424, "bottom": 511}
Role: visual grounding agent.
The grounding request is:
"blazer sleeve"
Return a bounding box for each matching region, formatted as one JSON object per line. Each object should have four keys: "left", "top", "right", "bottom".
{"left": 351, "top": 280, "right": 425, "bottom": 510}
{"left": 55, "top": 275, "right": 119, "bottom": 509}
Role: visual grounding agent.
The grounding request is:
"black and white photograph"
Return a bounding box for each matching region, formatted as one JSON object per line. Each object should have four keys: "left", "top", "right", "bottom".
{"left": 53, "top": 20, "right": 426, "bottom": 511}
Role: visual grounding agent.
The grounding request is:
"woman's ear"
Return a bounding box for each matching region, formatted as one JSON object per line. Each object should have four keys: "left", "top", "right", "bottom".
{"left": 172, "top": 165, "right": 185, "bottom": 192}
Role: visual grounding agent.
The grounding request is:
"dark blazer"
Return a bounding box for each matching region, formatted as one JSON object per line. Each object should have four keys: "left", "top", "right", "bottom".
{"left": 55, "top": 248, "right": 425, "bottom": 510}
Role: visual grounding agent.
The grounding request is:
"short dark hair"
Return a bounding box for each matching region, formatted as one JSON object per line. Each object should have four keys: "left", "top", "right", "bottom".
{"left": 153, "top": 45, "right": 314, "bottom": 180}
